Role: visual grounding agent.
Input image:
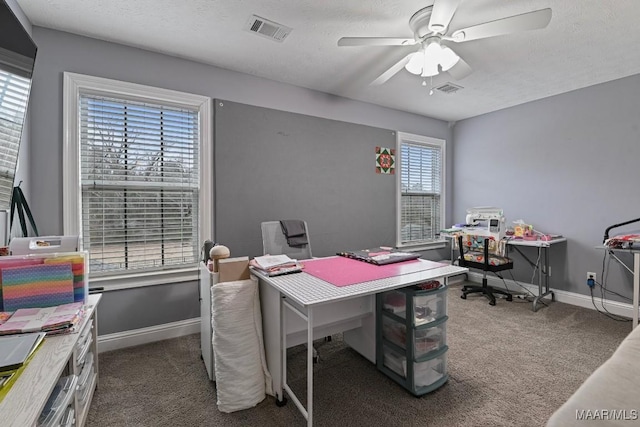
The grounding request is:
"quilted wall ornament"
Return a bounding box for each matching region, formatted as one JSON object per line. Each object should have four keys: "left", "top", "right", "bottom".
{"left": 375, "top": 146, "right": 395, "bottom": 174}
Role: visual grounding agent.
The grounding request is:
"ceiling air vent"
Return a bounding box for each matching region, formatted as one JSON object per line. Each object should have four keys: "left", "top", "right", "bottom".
{"left": 435, "top": 82, "right": 463, "bottom": 94}
{"left": 245, "top": 15, "right": 292, "bottom": 42}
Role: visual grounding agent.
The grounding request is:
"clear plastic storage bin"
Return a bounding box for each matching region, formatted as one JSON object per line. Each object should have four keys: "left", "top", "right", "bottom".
{"left": 381, "top": 283, "right": 447, "bottom": 326}
{"left": 383, "top": 344, "right": 406, "bottom": 378}
{"left": 414, "top": 349, "right": 447, "bottom": 388}
{"left": 414, "top": 287, "right": 447, "bottom": 326}
{"left": 382, "top": 315, "right": 447, "bottom": 358}
{"left": 38, "top": 375, "right": 78, "bottom": 427}
{"left": 377, "top": 281, "right": 450, "bottom": 396}
{"left": 382, "top": 344, "right": 448, "bottom": 391}
{"left": 77, "top": 353, "right": 95, "bottom": 406}
{"left": 60, "top": 406, "right": 75, "bottom": 427}
{"left": 75, "top": 321, "right": 93, "bottom": 367}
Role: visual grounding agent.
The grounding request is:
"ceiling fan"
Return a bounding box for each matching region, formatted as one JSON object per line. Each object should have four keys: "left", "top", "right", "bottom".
{"left": 337, "top": 0, "right": 552, "bottom": 85}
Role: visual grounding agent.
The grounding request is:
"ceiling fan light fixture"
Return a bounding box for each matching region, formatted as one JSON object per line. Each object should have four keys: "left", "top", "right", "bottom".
{"left": 405, "top": 52, "right": 424, "bottom": 75}
{"left": 440, "top": 46, "right": 460, "bottom": 71}
{"left": 421, "top": 53, "right": 439, "bottom": 77}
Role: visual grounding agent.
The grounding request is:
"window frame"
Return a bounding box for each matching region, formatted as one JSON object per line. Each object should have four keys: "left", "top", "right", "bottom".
{"left": 63, "top": 72, "right": 212, "bottom": 291}
{"left": 395, "top": 131, "right": 446, "bottom": 250}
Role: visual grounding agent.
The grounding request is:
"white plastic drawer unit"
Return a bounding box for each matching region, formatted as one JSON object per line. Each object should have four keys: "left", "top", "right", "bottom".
{"left": 382, "top": 344, "right": 448, "bottom": 389}
{"left": 75, "top": 320, "right": 94, "bottom": 368}
{"left": 381, "top": 282, "right": 447, "bottom": 326}
{"left": 381, "top": 315, "right": 447, "bottom": 359}
{"left": 76, "top": 353, "right": 95, "bottom": 402}
{"left": 60, "top": 406, "right": 75, "bottom": 427}
{"left": 38, "top": 375, "right": 78, "bottom": 427}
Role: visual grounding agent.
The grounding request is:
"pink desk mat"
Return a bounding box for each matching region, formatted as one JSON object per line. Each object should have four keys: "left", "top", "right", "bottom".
{"left": 301, "top": 256, "right": 447, "bottom": 287}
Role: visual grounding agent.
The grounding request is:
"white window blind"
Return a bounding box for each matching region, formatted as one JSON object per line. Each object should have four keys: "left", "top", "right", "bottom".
{"left": 80, "top": 94, "right": 200, "bottom": 276}
{"left": 0, "top": 70, "right": 29, "bottom": 207}
{"left": 399, "top": 137, "right": 443, "bottom": 245}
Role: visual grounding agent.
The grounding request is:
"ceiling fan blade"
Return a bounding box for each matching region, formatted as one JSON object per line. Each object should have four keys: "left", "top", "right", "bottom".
{"left": 449, "top": 8, "right": 552, "bottom": 42}
{"left": 371, "top": 53, "right": 413, "bottom": 85}
{"left": 338, "top": 37, "right": 415, "bottom": 47}
{"left": 447, "top": 56, "right": 472, "bottom": 80}
{"left": 429, "top": 0, "right": 462, "bottom": 33}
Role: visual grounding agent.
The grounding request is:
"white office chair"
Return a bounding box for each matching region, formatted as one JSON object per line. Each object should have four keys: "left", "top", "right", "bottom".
{"left": 260, "top": 221, "right": 313, "bottom": 260}
{"left": 260, "top": 220, "right": 325, "bottom": 362}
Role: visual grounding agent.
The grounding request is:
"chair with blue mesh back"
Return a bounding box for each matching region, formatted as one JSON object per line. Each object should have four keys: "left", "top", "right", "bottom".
{"left": 457, "top": 234, "right": 514, "bottom": 306}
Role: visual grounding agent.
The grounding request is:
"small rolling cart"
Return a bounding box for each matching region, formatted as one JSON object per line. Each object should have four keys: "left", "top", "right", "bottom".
{"left": 376, "top": 280, "right": 449, "bottom": 396}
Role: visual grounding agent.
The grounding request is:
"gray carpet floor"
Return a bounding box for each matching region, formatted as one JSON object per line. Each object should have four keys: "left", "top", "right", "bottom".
{"left": 87, "top": 283, "right": 631, "bottom": 426}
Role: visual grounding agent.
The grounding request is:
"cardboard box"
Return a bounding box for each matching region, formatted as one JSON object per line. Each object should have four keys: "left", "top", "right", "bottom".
{"left": 218, "top": 256, "right": 250, "bottom": 283}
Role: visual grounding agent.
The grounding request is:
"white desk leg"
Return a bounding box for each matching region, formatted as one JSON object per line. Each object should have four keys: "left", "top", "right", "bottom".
{"left": 634, "top": 253, "right": 639, "bottom": 330}
{"left": 307, "top": 307, "right": 314, "bottom": 427}
{"left": 281, "top": 299, "right": 312, "bottom": 424}
{"left": 281, "top": 296, "right": 288, "bottom": 401}
{"left": 259, "top": 280, "right": 284, "bottom": 401}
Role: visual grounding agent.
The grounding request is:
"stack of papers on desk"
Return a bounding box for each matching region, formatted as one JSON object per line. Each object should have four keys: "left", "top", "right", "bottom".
{"left": 250, "top": 255, "right": 302, "bottom": 276}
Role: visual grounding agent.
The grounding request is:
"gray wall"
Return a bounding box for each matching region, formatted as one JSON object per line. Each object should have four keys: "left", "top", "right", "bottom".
{"left": 28, "top": 27, "right": 452, "bottom": 334}
{"left": 453, "top": 73, "right": 640, "bottom": 301}
{"left": 215, "top": 100, "right": 397, "bottom": 258}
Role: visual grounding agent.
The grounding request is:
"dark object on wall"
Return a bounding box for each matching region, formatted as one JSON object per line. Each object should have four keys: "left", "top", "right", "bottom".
{"left": 10, "top": 183, "right": 38, "bottom": 237}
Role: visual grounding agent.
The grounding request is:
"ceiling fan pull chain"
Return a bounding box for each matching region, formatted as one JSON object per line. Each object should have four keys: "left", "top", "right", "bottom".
{"left": 429, "top": 76, "right": 434, "bottom": 96}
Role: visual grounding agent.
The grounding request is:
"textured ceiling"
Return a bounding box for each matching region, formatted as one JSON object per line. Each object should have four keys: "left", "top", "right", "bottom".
{"left": 15, "top": 0, "right": 640, "bottom": 121}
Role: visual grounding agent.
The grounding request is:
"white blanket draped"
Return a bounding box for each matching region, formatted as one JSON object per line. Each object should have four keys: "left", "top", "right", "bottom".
{"left": 212, "top": 277, "right": 273, "bottom": 413}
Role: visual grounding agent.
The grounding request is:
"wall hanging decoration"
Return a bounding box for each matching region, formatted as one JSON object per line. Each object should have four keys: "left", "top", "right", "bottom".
{"left": 375, "top": 146, "right": 395, "bottom": 174}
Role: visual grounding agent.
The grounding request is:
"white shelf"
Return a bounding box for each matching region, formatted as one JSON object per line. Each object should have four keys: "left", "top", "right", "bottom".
{"left": 0, "top": 294, "right": 102, "bottom": 427}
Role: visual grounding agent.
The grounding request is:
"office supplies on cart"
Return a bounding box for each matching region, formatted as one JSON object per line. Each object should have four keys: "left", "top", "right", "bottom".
{"left": 603, "top": 217, "right": 640, "bottom": 244}
{"left": 600, "top": 217, "right": 640, "bottom": 330}
{"left": 602, "top": 216, "right": 640, "bottom": 249}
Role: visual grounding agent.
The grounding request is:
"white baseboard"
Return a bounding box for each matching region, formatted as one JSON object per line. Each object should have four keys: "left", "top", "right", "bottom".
{"left": 97, "top": 317, "right": 200, "bottom": 353}
{"left": 465, "top": 271, "right": 633, "bottom": 318}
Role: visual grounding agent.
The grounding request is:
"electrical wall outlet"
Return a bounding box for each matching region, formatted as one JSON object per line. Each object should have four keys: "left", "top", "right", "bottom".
{"left": 587, "top": 272, "right": 597, "bottom": 281}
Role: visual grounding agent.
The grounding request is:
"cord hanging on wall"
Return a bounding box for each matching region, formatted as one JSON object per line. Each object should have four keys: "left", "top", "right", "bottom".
{"left": 10, "top": 181, "right": 39, "bottom": 238}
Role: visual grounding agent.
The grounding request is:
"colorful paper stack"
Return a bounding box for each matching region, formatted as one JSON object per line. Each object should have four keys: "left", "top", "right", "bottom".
{"left": 44, "top": 255, "right": 86, "bottom": 302}
{"left": 1, "top": 264, "right": 74, "bottom": 312}
{"left": 0, "top": 259, "right": 44, "bottom": 311}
